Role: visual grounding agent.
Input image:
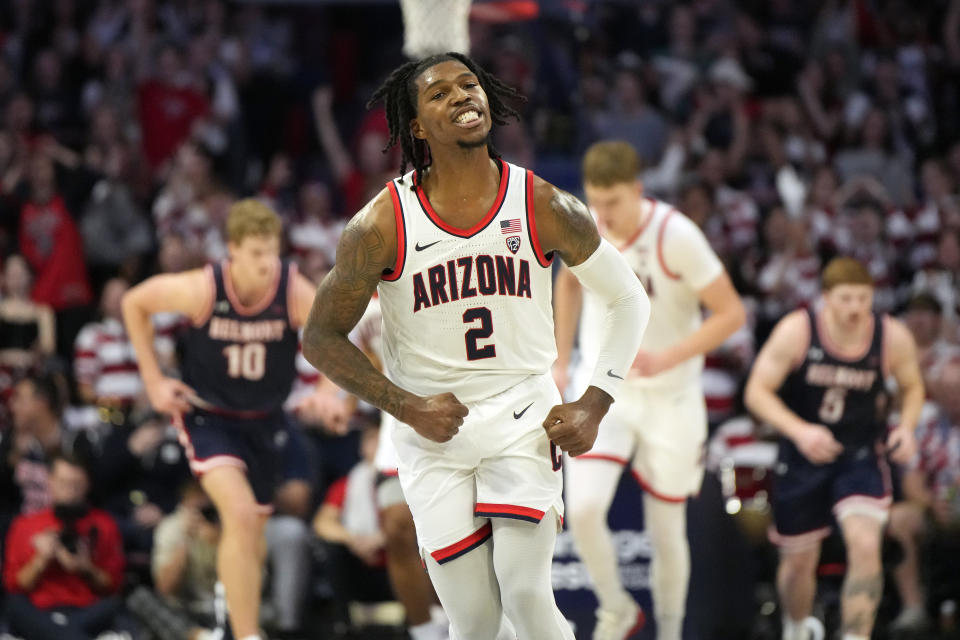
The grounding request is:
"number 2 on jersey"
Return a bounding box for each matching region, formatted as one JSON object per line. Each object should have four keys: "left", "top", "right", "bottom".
{"left": 223, "top": 343, "right": 266, "bottom": 380}
{"left": 463, "top": 307, "right": 495, "bottom": 360}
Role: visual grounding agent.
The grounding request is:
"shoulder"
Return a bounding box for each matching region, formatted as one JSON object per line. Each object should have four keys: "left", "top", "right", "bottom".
{"left": 767, "top": 310, "right": 811, "bottom": 351}
{"left": 528, "top": 174, "right": 600, "bottom": 267}
{"left": 883, "top": 315, "right": 918, "bottom": 360}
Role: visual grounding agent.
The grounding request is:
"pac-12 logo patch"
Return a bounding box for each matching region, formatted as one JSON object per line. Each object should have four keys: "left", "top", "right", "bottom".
{"left": 506, "top": 236, "right": 521, "bottom": 254}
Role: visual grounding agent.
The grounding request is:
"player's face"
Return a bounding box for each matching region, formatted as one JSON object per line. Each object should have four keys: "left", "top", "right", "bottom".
{"left": 412, "top": 60, "right": 491, "bottom": 150}
{"left": 824, "top": 284, "right": 874, "bottom": 329}
{"left": 229, "top": 234, "right": 280, "bottom": 289}
{"left": 583, "top": 182, "right": 644, "bottom": 234}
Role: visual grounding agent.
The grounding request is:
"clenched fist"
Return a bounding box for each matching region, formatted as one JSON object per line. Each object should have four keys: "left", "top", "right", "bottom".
{"left": 404, "top": 393, "right": 469, "bottom": 443}
{"left": 542, "top": 386, "right": 612, "bottom": 457}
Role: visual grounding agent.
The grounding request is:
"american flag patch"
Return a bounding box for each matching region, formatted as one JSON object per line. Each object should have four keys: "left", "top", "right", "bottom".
{"left": 500, "top": 219, "right": 522, "bottom": 234}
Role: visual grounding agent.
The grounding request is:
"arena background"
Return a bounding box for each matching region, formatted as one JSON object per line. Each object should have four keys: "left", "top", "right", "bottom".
{"left": 0, "top": 0, "right": 959, "bottom": 639}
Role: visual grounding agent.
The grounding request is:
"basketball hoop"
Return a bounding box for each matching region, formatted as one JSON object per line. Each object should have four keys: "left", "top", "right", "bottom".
{"left": 400, "top": 0, "right": 473, "bottom": 59}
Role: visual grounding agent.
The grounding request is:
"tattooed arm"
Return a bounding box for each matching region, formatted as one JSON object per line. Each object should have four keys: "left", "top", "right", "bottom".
{"left": 302, "top": 190, "right": 466, "bottom": 443}
{"left": 533, "top": 179, "right": 650, "bottom": 456}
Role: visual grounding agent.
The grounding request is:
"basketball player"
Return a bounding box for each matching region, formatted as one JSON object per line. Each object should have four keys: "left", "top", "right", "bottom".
{"left": 302, "top": 53, "right": 650, "bottom": 639}
{"left": 122, "top": 200, "right": 323, "bottom": 640}
{"left": 744, "top": 258, "right": 924, "bottom": 640}
{"left": 554, "top": 141, "right": 746, "bottom": 640}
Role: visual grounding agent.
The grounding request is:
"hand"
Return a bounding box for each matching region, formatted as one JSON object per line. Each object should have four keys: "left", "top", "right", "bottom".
{"left": 931, "top": 499, "right": 954, "bottom": 528}
{"left": 793, "top": 423, "right": 844, "bottom": 465}
{"left": 886, "top": 426, "right": 917, "bottom": 465}
{"left": 403, "top": 393, "right": 468, "bottom": 443}
{"left": 347, "top": 533, "right": 385, "bottom": 566}
{"left": 541, "top": 387, "right": 612, "bottom": 457}
{"left": 296, "top": 390, "right": 349, "bottom": 435}
{"left": 55, "top": 542, "right": 92, "bottom": 575}
{"left": 133, "top": 503, "right": 165, "bottom": 529}
{"left": 31, "top": 530, "right": 60, "bottom": 563}
{"left": 144, "top": 376, "right": 196, "bottom": 416}
{"left": 128, "top": 423, "right": 165, "bottom": 456}
{"left": 630, "top": 349, "right": 674, "bottom": 377}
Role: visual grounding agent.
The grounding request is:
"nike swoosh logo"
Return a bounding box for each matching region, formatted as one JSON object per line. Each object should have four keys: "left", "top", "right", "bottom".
{"left": 513, "top": 402, "right": 534, "bottom": 420}
{"left": 606, "top": 369, "right": 624, "bottom": 380}
{"left": 415, "top": 240, "right": 441, "bottom": 251}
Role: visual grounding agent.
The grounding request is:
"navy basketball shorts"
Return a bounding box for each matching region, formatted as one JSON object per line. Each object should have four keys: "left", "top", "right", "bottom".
{"left": 175, "top": 409, "right": 293, "bottom": 511}
{"left": 769, "top": 441, "right": 892, "bottom": 552}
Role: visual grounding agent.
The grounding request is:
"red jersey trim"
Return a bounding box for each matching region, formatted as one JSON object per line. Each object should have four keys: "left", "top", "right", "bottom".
{"left": 192, "top": 265, "right": 217, "bottom": 327}
{"left": 382, "top": 181, "right": 407, "bottom": 281}
{"left": 630, "top": 469, "right": 688, "bottom": 503}
{"left": 656, "top": 209, "right": 681, "bottom": 280}
{"left": 525, "top": 170, "right": 553, "bottom": 267}
{"left": 287, "top": 262, "right": 300, "bottom": 328}
{"left": 221, "top": 259, "right": 282, "bottom": 317}
{"left": 430, "top": 522, "right": 493, "bottom": 564}
{"left": 416, "top": 160, "right": 509, "bottom": 238}
{"left": 474, "top": 502, "right": 545, "bottom": 523}
{"left": 577, "top": 453, "right": 629, "bottom": 466}
{"left": 614, "top": 198, "right": 657, "bottom": 251}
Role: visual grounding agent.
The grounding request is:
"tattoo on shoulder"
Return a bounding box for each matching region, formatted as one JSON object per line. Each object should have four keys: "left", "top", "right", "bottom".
{"left": 327, "top": 216, "right": 388, "bottom": 296}
{"left": 549, "top": 189, "right": 600, "bottom": 266}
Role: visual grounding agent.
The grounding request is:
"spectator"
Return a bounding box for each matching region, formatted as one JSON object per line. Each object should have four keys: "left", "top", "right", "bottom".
{"left": 886, "top": 362, "right": 960, "bottom": 632}
{"left": 588, "top": 68, "right": 669, "bottom": 166}
{"left": 834, "top": 108, "right": 914, "bottom": 207}
{"left": 0, "top": 253, "right": 55, "bottom": 373}
{"left": 137, "top": 43, "right": 210, "bottom": 174}
{"left": 901, "top": 293, "right": 960, "bottom": 398}
{"left": 286, "top": 180, "right": 343, "bottom": 269}
{"left": 3, "top": 452, "right": 125, "bottom": 640}
{"left": 0, "top": 373, "right": 90, "bottom": 518}
{"left": 313, "top": 424, "right": 392, "bottom": 615}
{"left": 911, "top": 228, "right": 960, "bottom": 336}
{"left": 150, "top": 481, "right": 220, "bottom": 630}
{"left": 17, "top": 150, "right": 93, "bottom": 359}
{"left": 73, "top": 278, "right": 141, "bottom": 410}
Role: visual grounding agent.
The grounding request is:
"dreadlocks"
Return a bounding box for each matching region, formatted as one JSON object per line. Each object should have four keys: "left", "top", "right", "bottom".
{"left": 367, "top": 52, "right": 525, "bottom": 187}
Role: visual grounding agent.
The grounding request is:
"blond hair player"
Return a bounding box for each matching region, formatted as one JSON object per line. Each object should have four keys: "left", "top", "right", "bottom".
{"left": 555, "top": 140, "right": 746, "bottom": 640}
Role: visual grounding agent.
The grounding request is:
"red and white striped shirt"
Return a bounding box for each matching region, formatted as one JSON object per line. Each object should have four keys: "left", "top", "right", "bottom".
{"left": 74, "top": 317, "right": 142, "bottom": 403}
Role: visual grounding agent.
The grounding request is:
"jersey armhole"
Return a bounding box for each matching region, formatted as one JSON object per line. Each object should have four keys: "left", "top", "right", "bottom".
{"left": 525, "top": 170, "right": 553, "bottom": 268}
{"left": 656, "top": 209, "right": 681, "bottom": 280}
{"left": 790, "top": 311, "right": 811, "bottom": 371}
{"left": 287, "top": 262, "right": 300, "bottom": 328}
{"left": 191, "top": 265, "right": 217, "bottom": 327}
{"left": 381, "top": 181, "right": 406, "bottom": 282}
{"left": 881, "top": 314, "right": 892, "bottom": 379}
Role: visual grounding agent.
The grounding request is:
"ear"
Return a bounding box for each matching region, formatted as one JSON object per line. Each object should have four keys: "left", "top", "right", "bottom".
{"left": 410, "top": 117, "right": 426, "bottom": 141}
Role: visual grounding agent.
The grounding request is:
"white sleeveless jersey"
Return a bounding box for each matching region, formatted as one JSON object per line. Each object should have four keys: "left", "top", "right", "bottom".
{"left": 377, "top": 160, "right": 557, "bottom": 404}
{"left": 577, "top": 198, "right": 723, "bottom": 391}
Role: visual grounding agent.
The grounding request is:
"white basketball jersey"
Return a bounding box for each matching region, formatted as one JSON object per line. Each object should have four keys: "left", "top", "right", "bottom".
{"left": 578, "top": 198, "right": 723, "bottom": 391}
{"left": 377, "top": 160, "right": 557, "bottom": 404}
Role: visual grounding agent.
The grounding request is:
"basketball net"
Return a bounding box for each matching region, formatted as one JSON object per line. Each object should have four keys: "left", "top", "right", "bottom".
{"left": 400, "top": 0, "right": 472, "bottom": 59}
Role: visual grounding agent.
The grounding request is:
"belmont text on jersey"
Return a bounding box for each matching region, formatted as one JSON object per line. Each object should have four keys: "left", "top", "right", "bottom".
{"left": 805, "top": 363, "right": 878, "bottom": 391}
{"left": 411, "top": 255, "right": 532, "bottom": 312}
{"left": 208, "top": 317, "right": 287, "bottom": 342}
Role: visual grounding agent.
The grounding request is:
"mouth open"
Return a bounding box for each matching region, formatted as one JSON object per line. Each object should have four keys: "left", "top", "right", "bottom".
{"left": 453, "top": 109, "right": 483, "bottom": 128}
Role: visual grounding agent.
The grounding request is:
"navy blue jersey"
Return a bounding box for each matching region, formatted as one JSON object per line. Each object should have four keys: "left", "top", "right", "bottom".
{"left": 182, "top": 260, "right": 299, "bottom": 413}
{"left": 779, "top": 310, "right": 889, "bottom": 448}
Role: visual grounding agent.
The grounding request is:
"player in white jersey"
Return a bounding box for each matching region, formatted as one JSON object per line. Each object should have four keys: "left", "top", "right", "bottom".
{"left": 554, "top": 141, "right": 746, "bottom": 640}
{"left": 303, "top": 54, "right": 650, "bottom": 639}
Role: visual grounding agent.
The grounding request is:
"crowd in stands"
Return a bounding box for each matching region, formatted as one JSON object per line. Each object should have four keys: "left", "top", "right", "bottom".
{"left": 0, "top": 0, "right": 958, "bottom": 638}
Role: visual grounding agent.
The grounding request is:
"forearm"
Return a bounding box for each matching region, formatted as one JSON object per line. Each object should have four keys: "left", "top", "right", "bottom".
{"left": 83, "top": 564, "right": 114, "bottom": 592}
{"left": 663, "top": 309, "right": 744, "bottom": 369}
{"left": 121, "top": 299, "right": 162, "bottom": 383}
{"left": 744, "top": 383, "right": 808, "bottom": 441}
{"left": 897, "top": 381, "right": 925, "bottom": 432}
{"left": 154, "top": 545, "right": 189, "bottom": 596}
{"left": 303, "top": 332, "right": 415, "bottom": 421}
{"left": 15, "top": 554, "right": 48, "bottom": 591}
{"left": 313, "top": 514, "right": 352, "bottom": 545}
{"left": 553, "top": 269, "right": 582, "bottom": 370}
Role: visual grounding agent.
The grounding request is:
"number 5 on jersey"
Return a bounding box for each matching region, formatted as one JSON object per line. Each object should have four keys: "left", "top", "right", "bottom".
{"left": 463, "top": 307, "right": 495, "bottom": 360}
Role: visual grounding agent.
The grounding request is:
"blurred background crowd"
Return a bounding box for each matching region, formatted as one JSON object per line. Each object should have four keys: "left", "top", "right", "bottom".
{"left": 0, "top": 0, "right": 959, "bottom": 638}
